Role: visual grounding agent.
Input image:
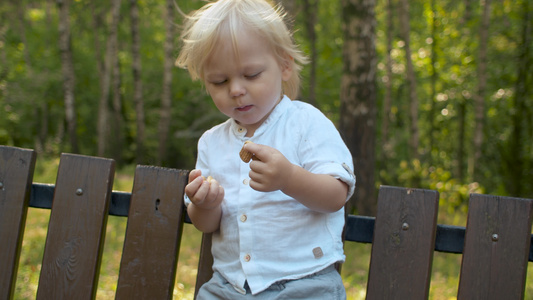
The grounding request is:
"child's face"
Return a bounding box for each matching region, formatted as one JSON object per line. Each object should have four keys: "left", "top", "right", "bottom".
{"left": 203, "top": 28, "right": 292, "bottom": 136}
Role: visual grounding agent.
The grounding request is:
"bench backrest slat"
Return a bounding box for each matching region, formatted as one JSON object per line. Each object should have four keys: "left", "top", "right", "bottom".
{"left": 115, "top": 166, "right": 188, "bottom": 299}
{"left": 457, "top": 193, "right": 533, "bottom": 300}
{"left": 366, "top": 186, "right": 439, "bottom": 300}
{"left": 36, "top": 154, "right": 115, "bottom": 300}
{"left": 0, "top": 146, "right": 36, "bottom": 300}
{"left": 195, "top": 233, "right": 214, "bottom": 297}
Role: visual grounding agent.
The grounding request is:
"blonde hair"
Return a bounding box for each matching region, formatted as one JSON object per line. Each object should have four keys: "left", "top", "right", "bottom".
{"left": 176, "top": 0, "right": 308, "bottom": 100}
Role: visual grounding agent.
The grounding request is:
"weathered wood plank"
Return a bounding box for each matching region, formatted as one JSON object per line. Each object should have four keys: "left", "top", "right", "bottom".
{"left": 194, "top": 233, "right": 214, "bottom": 298}
{"left": 115, "top": 166, "right": 188, "bottom": 300}
{"left": 36, "top": 154, "right": 115, "bottom": 300}
{"left": 0, "top": 146, "right": 36, "bottom": 300}
{"left": 366, "top": 186, "right": 439, "bottom": 300}
{"left": 457, "top": 193, "right": 533, "bottom": 300}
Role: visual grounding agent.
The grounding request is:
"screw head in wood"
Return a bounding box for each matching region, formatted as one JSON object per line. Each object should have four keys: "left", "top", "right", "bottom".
{"left": 492, "top": 234, "right": 499, "bottom": 242}
{"left": 76, "top": 188, "right": 83, "bottom": 196}
{"left": 402, "top": 222, "right": 409, "bottom": 230}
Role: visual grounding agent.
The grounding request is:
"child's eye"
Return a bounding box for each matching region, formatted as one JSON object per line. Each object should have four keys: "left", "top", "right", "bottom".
{"left": 211, "top": 79, "right": 227, "bottom": 86}
{"left": 245, "top": 72, "right": 261, "bottom": 79}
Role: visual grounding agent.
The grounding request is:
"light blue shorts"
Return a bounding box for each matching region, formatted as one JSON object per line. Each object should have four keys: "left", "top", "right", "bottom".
{"left": 197, "top": 265, "right": 346, "bottom": 300}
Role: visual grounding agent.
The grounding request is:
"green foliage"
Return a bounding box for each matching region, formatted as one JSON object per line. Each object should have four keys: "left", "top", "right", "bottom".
{"left": 1, "top": 0, "right": 532, "bottom": 200}
{"left": 370, "top": 0, "right": 533, "bottom": 200}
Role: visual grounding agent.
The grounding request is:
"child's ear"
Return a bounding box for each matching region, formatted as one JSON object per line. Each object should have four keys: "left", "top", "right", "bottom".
{"left": 281, "top": 55, "right": 293, "bottom": 82}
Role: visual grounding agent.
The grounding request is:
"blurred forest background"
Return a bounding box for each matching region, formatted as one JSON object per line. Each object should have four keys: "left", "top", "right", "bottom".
{"left": 1, "top": 0, "right": 532, "bottom": 215}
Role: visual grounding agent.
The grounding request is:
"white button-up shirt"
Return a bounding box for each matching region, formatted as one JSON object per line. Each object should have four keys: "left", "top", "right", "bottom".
{"left": 186, "top": 96, "right": 356, "bottom": 295}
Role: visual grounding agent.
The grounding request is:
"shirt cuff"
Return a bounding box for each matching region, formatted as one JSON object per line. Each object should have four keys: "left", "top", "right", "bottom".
{"left": 320, "top": 162, "right": 356, "bottom": 202}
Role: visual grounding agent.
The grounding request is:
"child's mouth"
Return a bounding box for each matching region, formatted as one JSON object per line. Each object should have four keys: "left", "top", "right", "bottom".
{"left": 237, "top": 105, "right": 253, "bottom": 112}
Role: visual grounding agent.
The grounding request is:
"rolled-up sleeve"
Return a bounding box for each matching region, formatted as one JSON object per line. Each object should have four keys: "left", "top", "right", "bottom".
{"left": 296, "top": 105, "right": 356, "bottom": 201}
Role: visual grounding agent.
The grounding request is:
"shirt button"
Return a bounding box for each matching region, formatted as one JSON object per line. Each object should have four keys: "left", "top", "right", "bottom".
{"left": 243, "top": 179, "right": 249, "bottom": 185}
{"left": 240, "top": 214, "right": 247, "bottom": 222}
{"left": 244, "top": 254, "right": 251, "bottom": 262}
{"left": 237, "top": 127, "right": 245, "bottom": 133}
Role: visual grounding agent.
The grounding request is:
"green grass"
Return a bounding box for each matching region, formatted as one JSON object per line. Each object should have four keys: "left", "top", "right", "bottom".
{"left": 13, "top": 158, "right": 533, "bottom": 299}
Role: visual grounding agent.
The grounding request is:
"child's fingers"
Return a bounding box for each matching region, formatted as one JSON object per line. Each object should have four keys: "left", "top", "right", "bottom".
{"left": 207, "top": 180, "right": 224, "bottom": 204}
{"left": 185, "top": 175, "right": 206, "bottom": 201}
{"left": 186, "top": 176, "right": 224, "bottom": 210}
{"left": 244, "top": 143, "right": 268, "bottom": 162}
{"left": 197, "top": 179, "right": 224, "bottom": 209}
{"left": 188, "top": 169, "right": 202, "bottom": 183}
{"left": 214, "top": 185, "right": 225, "bottom": 205}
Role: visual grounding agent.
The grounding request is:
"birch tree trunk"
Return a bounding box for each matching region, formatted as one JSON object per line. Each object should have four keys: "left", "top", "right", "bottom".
{"left": 340, "top": 0, "right": 377, "bottom": 216}
{"left": 97, "top": 0, "right": 121, "bottom": 157}
{"left": 399, "top": 0, "right": 419, "bottom": 159}
{"left": 57, "top": 0, "right": 78, "bottom": 153}
{"left": 471, "top": 0, "right": 491, "bottom": 181}
{"left": 157, "top": 0, "right": 175, "bottom": 166}
{"left": 130, "top": 0, "right": 145, "bottom": 164}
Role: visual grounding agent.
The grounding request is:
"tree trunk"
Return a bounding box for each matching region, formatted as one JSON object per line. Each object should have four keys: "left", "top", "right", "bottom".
{"left": 57, "top": 0, "right": 79, "bottom": 153}
{"left": 471, "top": 0, "right": 491, "bottom": 181}
{"left": 16, "top": 0, "right": 43, "bottom": 153}
{"left": 90, "top": 0, "right": 105, "bottom": 154}
{"left": 130, "top": 0, "right": 145, "bottom": 164}
{"left": 157, "top": 0, "right": 175, "bottom": 166}
{"left": 90, "top": 1, "right": 104, "bottom": 83}
{"left": 462, "top": 0, "right": 472, "bottom": 26}
{"left": 279, "top": 0, "right": 298, "bottom": 22}
{"left": 399, "top": 0, "right": 419, "bottom": 160}
{"left": 16, "top": 1, "right": 31, "bottom": 71}
{"left": 506, "top": 1, "right": 531, "bottom": 196}
{"left": 340, "top": 0, "right": 377, "bottom": 216}
{"left": 37, "top": 0, "right": 55, "bottom": 154}
{"left": 457, "top": 100, "right": 466, "bottom": 180}
{"left": 111, "top": 42, "right": 124, "bottom": 163}
{"left": 302, "top": 0, "right": 318, "bottom": 105}
{"left": 429, "top": 0, "right": 437, "bottom": 161}
{"left": 38, "top": 101, "right": 49, "bottom": 153}
{"left": 97, "top": 0, "right": 121, "bottom": 157}
{"left": 0, "top": 25, "right": 7, "bottom": 81}
{"left": 381, "top": 0, "right": 394, "bottom": 164}
{"left": 457, "top": 0, "right": 473, "bottom": 181}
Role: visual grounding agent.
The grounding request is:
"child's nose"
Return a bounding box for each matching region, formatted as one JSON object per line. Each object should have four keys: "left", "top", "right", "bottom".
{"left": 229, "top": 80, "right": 246, "bottom": 97}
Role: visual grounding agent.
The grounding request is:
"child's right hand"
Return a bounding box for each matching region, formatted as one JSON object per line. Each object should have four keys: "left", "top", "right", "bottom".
{"left": 185, "top": 169, "right": 224, "bottom": 211}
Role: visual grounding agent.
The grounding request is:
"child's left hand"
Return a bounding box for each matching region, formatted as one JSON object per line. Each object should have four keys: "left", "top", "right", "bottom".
{"left": 243, "top": 142, "right": 348, "bottom": 213}
{"left": 243, "top": 142, "right": 295, "bottom": 192}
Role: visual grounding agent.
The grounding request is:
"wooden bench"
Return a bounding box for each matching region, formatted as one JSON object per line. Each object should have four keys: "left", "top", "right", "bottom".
{"left": 1, "top": 145, "right": 532, "bottom": 299}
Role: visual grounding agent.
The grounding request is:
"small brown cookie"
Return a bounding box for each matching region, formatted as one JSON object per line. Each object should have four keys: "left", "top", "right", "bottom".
{"left": 239, "top": 141, "right": 259, "bottom": 163}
